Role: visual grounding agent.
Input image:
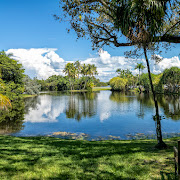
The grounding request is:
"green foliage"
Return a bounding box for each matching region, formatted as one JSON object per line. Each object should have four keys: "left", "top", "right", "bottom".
{"left": 116, "top": 69, "right": 137, "bottom": 88}
{"left": 0, "top": 51, "right": 24, "bottom": 85}
{"left": 94, "top": 81, "right": 108, "bottom": 87}
{"left": 23, "top": 76, "right": 41, "bottom": 95}
{"left": 139, "top": 73, "right": 156, "bottom": 93}
{"left": 109, "top": 77, "right": 128, "bottom": 91}
{"left": 63, "top": 61, "right": 98, "bottom": 91}
{"left": 0, "top": 94, "right": 12, "bottom": 110}
{"left": 160, "top": 67, "right": 180, "bottom": 93}
{"left": 135, "top": 63, "right": 145, "bottom": 76}
{"left": 154, "top": 74, "right": 163, "bottom": 93}
{"left": 0, "top": 51, "right": 24, "bottom": 101}
{"left": 116, "top": 69, "right": 132, "bottom": 78}
{"left": 38, "top": 75, "right": 70, "bottom": 91}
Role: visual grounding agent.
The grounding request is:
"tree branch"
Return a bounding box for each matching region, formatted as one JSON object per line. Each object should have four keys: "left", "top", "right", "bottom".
{"left": 157, "top": 35, "right": 180, "bottom": 43}
{"left": 162, "top": 20, "right": 180, "bottom": 37}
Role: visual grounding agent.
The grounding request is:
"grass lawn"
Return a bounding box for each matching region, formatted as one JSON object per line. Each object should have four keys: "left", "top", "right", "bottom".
{"left": 92, "top": 87, "right": 111, "bottom": 91}
{"left": 68, "top": 87, "right": 111, "bottom": 92}
{"left": 22, "top": 94, "right": 38, "bottom": 98}
{"left": 0, "top": 136, "right": 178, "bottom": 180}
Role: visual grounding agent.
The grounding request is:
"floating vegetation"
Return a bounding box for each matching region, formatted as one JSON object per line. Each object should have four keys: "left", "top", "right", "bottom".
{"left": 48, "top": 131, "right": 180, "bottom": 141}
{"left": 49, "top": 131, "right": 89, "bottom": 140}
{"left": 126, "top": 132, "right": 180, "bottom": 140}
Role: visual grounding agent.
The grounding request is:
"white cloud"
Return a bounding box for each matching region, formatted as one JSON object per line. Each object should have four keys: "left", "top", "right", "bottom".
{"left": 6, "top": 48, "right": 65, "bottom": 79}
{"left": 150, "top": 56, "right": 180, "bottom": 74}
{"left": 6, "top": 48, "right": 180, "bottom": 81}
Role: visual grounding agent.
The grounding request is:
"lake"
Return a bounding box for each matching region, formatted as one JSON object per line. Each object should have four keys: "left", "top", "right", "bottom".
{"left": 1, "top": 91, "right": 180, "bottom": 140}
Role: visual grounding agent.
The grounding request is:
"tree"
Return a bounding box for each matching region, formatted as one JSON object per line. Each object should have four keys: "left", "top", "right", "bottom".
{"left": 116, "top": 69, "right": 126, "bottom": 78}
{"left": 63, "top": 63, "right": 77, "bottom": 90}
{"left": 0, "top": 78, "right": 12, "bottom": 110}
{"left": 74, "top": 61, "right": 81, "bottom": 79}
{"left": 0, "top": 94, "right": 12, "bottom": 110}
{"left": 109, "top": 77, "right": 128, "bottom": 91}
{"left": 80, "top": 63, "right": 98, "bottom": 90}
{"left": 161, "top": 67, "right": 180, "bottom": 93}
{"left": 0, "top": 51, "right": 24, "bottom": 101}
{"left": 23, "top": 75, "right": 41, "bottom": 95}
{"left": 0, "top": 51, "right": 24, "bottom": 85}
{"left": 57, "top": 0, "right": 180, "bottom": 148}
{"left": 135, "top": 63, "right": 145, "bottom": 78}
{"left": 115, "top": 69, "right": 136, "bottom": 89}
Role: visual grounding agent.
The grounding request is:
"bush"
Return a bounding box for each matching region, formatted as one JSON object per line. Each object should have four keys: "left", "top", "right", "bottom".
{"left": 109, "top": 77, "right": 128, "bottom": 91}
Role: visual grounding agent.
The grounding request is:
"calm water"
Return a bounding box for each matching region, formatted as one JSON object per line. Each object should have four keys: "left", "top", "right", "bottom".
{"left": 1, "top": 91, "right": 180, "bottom": 140}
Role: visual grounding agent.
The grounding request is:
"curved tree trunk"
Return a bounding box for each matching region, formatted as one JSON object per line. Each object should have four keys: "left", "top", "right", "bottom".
{"left": 143, "top": 47, "right": 167, "bottom": 149}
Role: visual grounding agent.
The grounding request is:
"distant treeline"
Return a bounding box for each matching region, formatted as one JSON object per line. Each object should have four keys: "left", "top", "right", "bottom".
{"left": 109, "top": 67, "right": 180, "bottom": 94}
{"left": 37, "top": 75, "right": 108, "bottom": 92}
{"left": 35, "top": 61, "right": 108, "bottom": 92}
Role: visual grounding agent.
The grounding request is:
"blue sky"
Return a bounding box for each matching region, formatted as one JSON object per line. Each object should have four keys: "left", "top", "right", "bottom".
{"left": 1, "top": 0, "right": 180, "bottom": 81}
{"left": 0, "top": 0, "right": 96, "bottom": 60}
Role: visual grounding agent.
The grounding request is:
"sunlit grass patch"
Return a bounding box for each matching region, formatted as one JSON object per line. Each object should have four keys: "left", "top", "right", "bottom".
{"left": 92, "top": 87, "right": 111, "bottom": 91}
{"left": 0, "top": 136, "right": 178, "bottom": 179}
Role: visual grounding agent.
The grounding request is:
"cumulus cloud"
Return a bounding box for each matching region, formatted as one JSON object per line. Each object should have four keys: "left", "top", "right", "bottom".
{"left": 6, "top": 48, "right": 65, "bottom": 79}
{"left": 6, "top": 48, "right": 180, "bottom": 81}
{"left": 150, "top": 56, "right": 180, "bottom": 74}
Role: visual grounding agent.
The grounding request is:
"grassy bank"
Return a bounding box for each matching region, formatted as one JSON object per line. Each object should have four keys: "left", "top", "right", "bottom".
{"left": 68, "top": 87, "right": 111, "bottom": 93}
{"left": 22, "top": 94, "right": 38, "bottom": 98}
{"left": 92, "top": 87, "right": 111, "bottom": 91}
{"left": 0, "top": 136, "right": 178, "bottom": 179}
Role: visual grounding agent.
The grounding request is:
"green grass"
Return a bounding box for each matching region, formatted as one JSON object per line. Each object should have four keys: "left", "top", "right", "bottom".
{"left": 92, "top": 87, "right": 111, "bottom": 91}
{"left": 22, "top": 94, "right": 38, "bottom": 98}
{"left": 68, "top": 87, "right": 111, "bottom": 92}
{"left": 68, "top": 90, "right": 88, "bottom": 92}
{"left": 0, "top": 136, "right": 178, "bottom": 180}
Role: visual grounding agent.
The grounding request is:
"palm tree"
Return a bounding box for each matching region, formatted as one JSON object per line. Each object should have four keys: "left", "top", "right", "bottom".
{"left": 81, "top": 64, "right": 89, "bottom": 89}
{"left": 80, "top": 64, "right": 98, "bottom": 89}
{"left": 135, "top": 63, "right": 145, "bottom": 92}
{"left": 63, "top": 63, "right": 77, "bottom": 90}
{"left": 0, "top": 94, "right": 12, "bottom": 110}
{"left": 135, "top": 63, "right": 145, "bottom": 78}
{"left": 74, "top": 61, "right": 81, "bottom": 79}
{"left": 0, "top": 79, "right": 11, "bottom": 110}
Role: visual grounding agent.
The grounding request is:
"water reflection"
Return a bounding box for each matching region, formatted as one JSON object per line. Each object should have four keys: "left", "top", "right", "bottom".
{"left": 158, "top": 95, "right": 180, "bottom": 121}
{"left": 65, "top": 92, "right": 97, "bottom": 121}
{"left": 24, "top": 96, "right": 41, "bottom": 114}
{"left": 0, "top": 100, "right": 25, "bottom": 134}
{"left": 24, "top": 94, "right": 66, "bottom": 123}
{"left": 2, "top": 91, "right": 180, "bottom": 139}
{"left": 109, "top": 91, "right": 135, "bottom": 103}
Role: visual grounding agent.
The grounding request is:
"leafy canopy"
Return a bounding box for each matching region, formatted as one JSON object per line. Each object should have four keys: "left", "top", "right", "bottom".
{"left": 56, "top": 0, "right": 180, "bottom": 48}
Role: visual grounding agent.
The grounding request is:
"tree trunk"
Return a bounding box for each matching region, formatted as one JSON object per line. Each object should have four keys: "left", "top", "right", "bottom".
{"left": 143, "top": 47, "right": 167, "bottom": 149}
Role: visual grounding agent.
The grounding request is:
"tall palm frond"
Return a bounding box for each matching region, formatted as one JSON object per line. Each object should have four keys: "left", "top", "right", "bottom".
{"left": 0, "top": 94, "right": 12, "bottom": 110}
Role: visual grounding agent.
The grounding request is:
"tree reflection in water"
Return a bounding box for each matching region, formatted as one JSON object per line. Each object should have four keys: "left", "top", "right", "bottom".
{"left": 109, "top": 92, "right": 180, "bottom": 141}
{"left": 136, "top": 93, "right": 180, "bottom": 121}
{"left": 24, "top": 96, "right": 41, "bottom": 114}
{"left": 0, "top": 99, "right": 25, "bottom": 134}
{"left": 0, "top": 96, "right": 41, "bottom": 135}
{"left": 66, "top": 92, "right": 98, "bottom": 121}
{"left": 158, "top": 95, "right": 180, "bottom": 121}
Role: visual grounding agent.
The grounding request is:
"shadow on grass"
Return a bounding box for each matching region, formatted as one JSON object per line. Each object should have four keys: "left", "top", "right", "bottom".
{"left": 0, "top": 136, "right": 178, "bottom": 179}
